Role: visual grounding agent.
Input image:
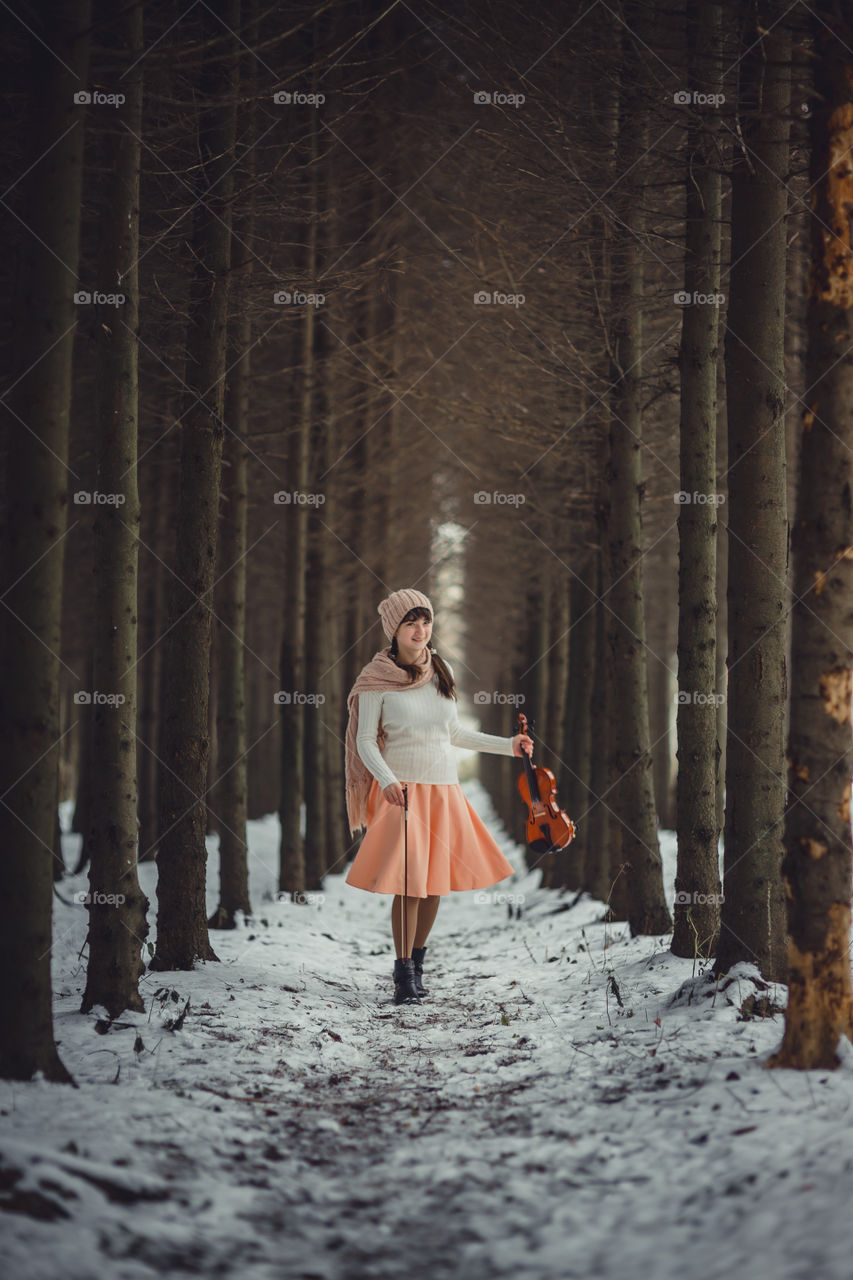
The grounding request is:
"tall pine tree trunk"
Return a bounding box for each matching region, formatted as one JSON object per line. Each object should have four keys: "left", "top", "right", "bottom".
{"left": 648, "top": 652, "right": 675, "bottom": 831}
{"left": 278, "top": 82, "right": 318, "bottom": 899}
{"left": 210, "top": 300, "right": 251, "bottom": 929}
{"left": 564, "top": 568, "right": 596, "bottom": 890}
{"left": 315, "top": 124, "right": 346, "bottom": 879}
{"left": 716, "top": 8, "right": 790, "bottom": 981}
{"left": 153, "top": 2, "right": 239, "bottom": 970}
{"left": 672, "top": 0, "right": 724, "bottom": 959}
{"left": 81, "top": 0, "right": 148, "bottom": 1016}
{"left": 606, "top": 11, "right": 671, "bottom": 937}
{"left": 210, "top": 8, "right": 256, "bottom": 930}
{"left": 769, "top": 2, "right": 853, "bottom": 1069}
{"left": 138, "top": 462, "right": 170, "bottom": 861}
{"left": 0, "top": 0, "right": 91, "bottom": 1081}
{"left": 590, "top": 529, "right": 619, "bottom": 912}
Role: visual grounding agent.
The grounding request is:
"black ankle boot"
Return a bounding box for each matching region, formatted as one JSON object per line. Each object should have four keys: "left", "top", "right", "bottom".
{"left": 411, "top": 945, "right": 429, "bottom": 997}
{"left": 393, "top": 957, "right": 422, "bottom": 1005}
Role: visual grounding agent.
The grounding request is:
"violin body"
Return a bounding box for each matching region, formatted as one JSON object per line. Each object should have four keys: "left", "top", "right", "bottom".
{"left": 516, "top": 712, "right": 576, "bottom": 854}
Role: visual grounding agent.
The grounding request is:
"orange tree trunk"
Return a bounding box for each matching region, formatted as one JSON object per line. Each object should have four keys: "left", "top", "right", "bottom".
{"left": 769, "top": 0, "right": 853, "bottom": 1071}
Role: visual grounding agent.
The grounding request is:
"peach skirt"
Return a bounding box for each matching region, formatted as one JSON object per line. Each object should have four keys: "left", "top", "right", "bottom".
{"left": 345, "top": 779, "right": 515, "bottom": 897}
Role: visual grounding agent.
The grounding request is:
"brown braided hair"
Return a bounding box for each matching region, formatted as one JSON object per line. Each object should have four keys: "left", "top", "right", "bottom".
{"left": 389, "top": 606, "right": 457, "bottom": 700}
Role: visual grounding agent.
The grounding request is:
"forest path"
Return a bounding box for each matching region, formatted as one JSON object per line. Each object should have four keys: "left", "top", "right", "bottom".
{"left": 1, "top": 784, "right": 851, "bottom": 1280}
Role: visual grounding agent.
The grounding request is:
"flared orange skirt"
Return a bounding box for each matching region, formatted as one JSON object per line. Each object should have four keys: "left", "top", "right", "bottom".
{"left": 345, "top": 779, "right": 515, "bottom": 897}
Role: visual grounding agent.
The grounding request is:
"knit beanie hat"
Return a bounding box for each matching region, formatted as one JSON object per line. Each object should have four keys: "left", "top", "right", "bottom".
{"left": 377, "top": 587, "right": 434, "bottom": 642}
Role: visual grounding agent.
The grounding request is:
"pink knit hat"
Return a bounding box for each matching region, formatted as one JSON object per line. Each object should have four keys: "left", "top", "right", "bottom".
{"left": 377, "top": 588, "right": 434, "bottom": 641}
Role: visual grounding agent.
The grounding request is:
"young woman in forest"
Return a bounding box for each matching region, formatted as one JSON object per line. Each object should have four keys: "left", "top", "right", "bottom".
{"left": 344, "top": 587, "right": 533, "bottom": 1005}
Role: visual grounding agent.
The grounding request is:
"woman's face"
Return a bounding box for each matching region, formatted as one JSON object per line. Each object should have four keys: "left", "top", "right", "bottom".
{"left": 395, "top": 610, "right": 432, "bottom": 658}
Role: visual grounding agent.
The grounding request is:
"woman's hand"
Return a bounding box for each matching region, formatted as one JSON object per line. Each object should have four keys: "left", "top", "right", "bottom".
{"left": 511, "top": 733, "right": 534, "bottom": 758}
{"left": 382, "top": 781, "right": 406, "bottom": 806}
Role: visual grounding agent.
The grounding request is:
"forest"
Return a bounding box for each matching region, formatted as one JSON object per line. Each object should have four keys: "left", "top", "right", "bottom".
{"left": 2, "top": 0, "right": 853, "bottom": 1276}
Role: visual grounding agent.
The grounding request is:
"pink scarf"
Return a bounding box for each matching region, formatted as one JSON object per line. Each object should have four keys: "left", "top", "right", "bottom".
{"left": 345, "top": 645, "right": 436, "bottom": 836}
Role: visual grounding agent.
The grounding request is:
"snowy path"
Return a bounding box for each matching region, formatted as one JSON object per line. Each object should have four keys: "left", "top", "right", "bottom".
{"left": 3, "top": 781, "right": 853, "bottom": 1280}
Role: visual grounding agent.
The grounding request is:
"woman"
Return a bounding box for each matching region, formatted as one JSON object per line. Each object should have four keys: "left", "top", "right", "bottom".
{"left": 344, "top": 587, "right": 533, "bottom": 1006}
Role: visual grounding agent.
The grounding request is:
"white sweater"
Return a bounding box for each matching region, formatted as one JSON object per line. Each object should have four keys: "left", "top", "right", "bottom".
{"left": 356, "top": 666, "right": 516, "bottom": 791}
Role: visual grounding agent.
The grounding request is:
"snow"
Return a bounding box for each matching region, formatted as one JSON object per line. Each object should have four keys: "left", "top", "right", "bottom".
{"left": 2, "top": 783, "right": 853, "bottom": 1280}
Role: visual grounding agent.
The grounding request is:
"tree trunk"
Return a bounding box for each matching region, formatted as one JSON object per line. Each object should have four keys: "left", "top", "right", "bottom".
{"left": 563, "top": 568, "right": 596, "bottom": 890}
{"left": 672, "top": 0, "right": 724, "bottom": 960}
{"left": 205, "top": 632, "right": 219, "bottom": 836}
{"left": 138, "top": 463, "right": 170, "bottom": 861}
{"left": 546, "top": 575, "right": 569, "bottom": 776}
{"left": 80, "top": 0, "right": 149, "bottom": 1017}
{"left": 316, "top": 112, "right": 347, "bottom": 881}
{"left": 153, "top": 1, "right": 239, "bottom": 970}
{"left": 605, "top": 11, "right": 671, "bottom": 937}
{"left": 590, "top": 546, "right": 622, "bottom": 914}
{"left": 715, "top": 494, "right": 729, "bottom": 839}
{"left": 209, "top": 9, "right": 257, "bottom": 930}
{"left": 324, "top": 606, "right": 348, "bottom": 876}
{"left": 549, "top": 579, "right": 577, "bottom": 890}
{"left": 303, "top": 523, "right": 329, "bottom": 890}
{"left": 648, "top": 654, "right": 675, "bottom": 830}
{"left": 0, "top": 0, "right": 91, "bottom": 1082}
{"left": 278, "top": 95, "right": 318, "bottom": 899}
{"left": 71, "top": 649, "right": 94, "bottom": 872}
{"left": 716, "top": 8, "right": 790, "bottom": 981}
{"left": 769, "top": 2, "right": 853, "bottom": 1069}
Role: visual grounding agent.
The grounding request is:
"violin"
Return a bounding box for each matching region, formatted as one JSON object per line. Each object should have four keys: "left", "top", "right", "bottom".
{"left": 516, "top": 711, "right": 576, "bottom": 854}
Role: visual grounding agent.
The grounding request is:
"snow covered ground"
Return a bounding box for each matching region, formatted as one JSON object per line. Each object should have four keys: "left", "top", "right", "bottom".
{"left": 3, "top": 782, "right": 853, "bottom": 1280}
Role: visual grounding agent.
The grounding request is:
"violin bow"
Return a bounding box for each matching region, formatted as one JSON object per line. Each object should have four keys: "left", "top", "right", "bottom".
{"left": 401, "top": 783, "right": 408, "bottom": 957}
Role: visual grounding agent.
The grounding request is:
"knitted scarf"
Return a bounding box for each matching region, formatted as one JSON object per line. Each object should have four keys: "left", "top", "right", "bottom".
{"left": 345, "top": 645, "right": 436, "bottom": 836}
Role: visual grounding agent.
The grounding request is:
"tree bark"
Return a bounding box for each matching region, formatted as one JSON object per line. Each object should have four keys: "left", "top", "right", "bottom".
{"left": 716, "top": 7, "right": 790, "bottom": 981}
{"left": 137, "top": 462, "right": 170, "bottom": 861}
{"left": 71, "top": 649, "right": 94, "bottom": 871}
{"left": 0, "top": 0, "right": 91, "bottom": 1082}
{"left": 153, "top": 1, "right": 239, "bottom": 970}
{"left": 591, "top": 540, "right": 625, "bottom": 917}
{"left": 769, "top": 0, "right": 853, "bottom": 1069}
{"left": 210, "top": 8, "right": 257, "bottom": 931}
{"left": 563, "top": 568, "right": 596, "bottom": 891}
{"left": 672, "top": 0, "right": 724, "bottom": 960}
{"left": 278, "top": 87, "right": 317, "bottom": 899}
{"left": 549, "top": 579, "right": 576, "bottom": 890}
{"left": 80, "top": 0, "right": 149, "bottom": 1016}
{"left": 648, "top": 654, "right": 675, "bottom": 830}
{"left": 605, "top": 10, "right": 672, "bottom": 937}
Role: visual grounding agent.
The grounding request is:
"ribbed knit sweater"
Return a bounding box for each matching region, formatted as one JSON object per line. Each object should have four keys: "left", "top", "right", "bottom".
{"left": 356, "top": 667, "right": 516, "bottom": 791}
